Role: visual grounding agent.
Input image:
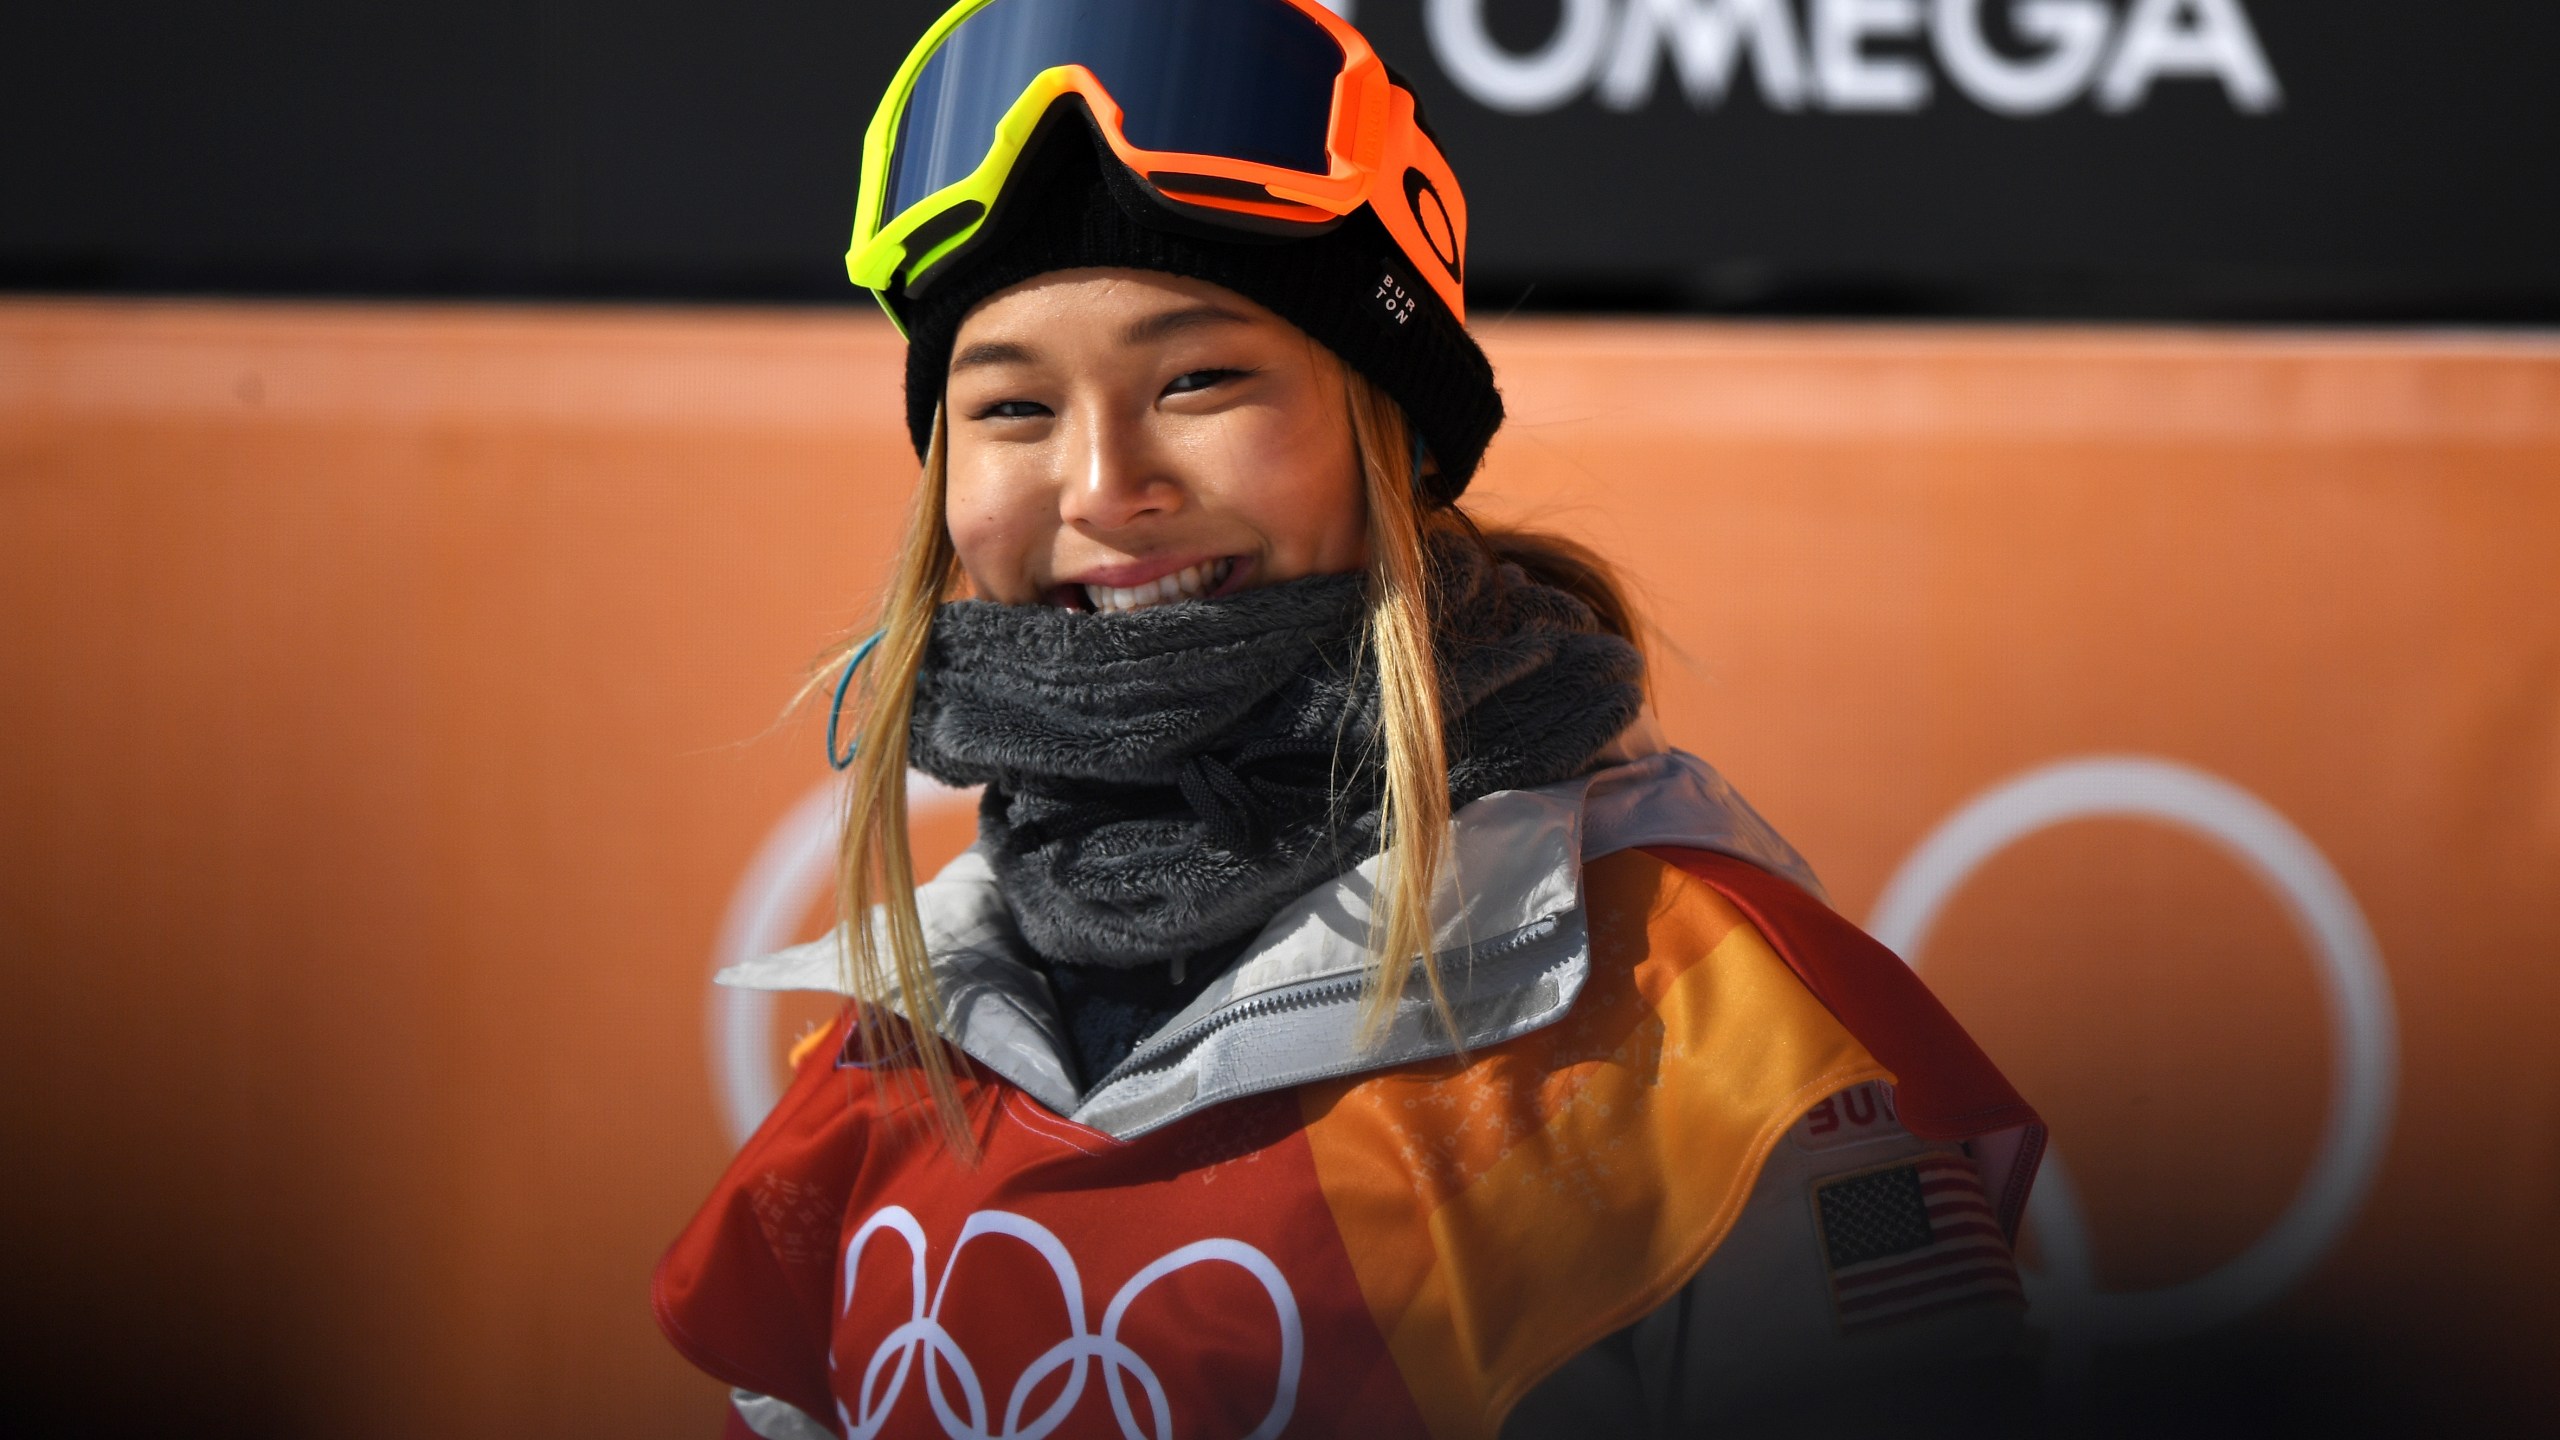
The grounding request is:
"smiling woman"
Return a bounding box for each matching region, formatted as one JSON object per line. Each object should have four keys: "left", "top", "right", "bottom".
{"left": 941, "top": 272, "right": 1368, "bottom": 612}
{"left": 652, "top": 3, "right": 2047, "bottom": 1438}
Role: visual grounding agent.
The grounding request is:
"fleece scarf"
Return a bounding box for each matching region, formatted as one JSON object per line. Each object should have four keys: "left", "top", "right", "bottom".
{"left": 907, "top": 535, "right": 1644, "bottom": 986}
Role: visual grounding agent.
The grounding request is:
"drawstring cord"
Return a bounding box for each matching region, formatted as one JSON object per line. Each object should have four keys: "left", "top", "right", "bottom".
{"left": 825, "top": 629, "right": 886, "bottom": 771}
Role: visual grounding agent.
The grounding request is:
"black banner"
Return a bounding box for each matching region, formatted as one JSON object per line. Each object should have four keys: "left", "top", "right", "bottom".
{"left": 4, "top": 0, "right": 2553, "bottom": 318}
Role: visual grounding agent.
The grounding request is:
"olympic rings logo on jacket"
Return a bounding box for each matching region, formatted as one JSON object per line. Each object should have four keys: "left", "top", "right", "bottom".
{"left": 836, "top": 1206, "right": 1302, "bottom": 1440}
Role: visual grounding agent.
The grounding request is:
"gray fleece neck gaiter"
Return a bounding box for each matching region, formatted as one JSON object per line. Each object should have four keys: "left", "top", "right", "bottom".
{"left": 907, "top": 534, "right": 1644, "bottom": 970}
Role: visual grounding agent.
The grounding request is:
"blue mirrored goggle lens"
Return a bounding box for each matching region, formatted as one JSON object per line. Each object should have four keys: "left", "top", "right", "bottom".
{"left": 887, "top": 0, "right": 1345, "bottom": 219}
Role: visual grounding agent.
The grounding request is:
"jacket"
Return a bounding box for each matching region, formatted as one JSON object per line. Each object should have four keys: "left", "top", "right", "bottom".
{"left": 656, "top": 748, "right": 2046, "bottom": 1439}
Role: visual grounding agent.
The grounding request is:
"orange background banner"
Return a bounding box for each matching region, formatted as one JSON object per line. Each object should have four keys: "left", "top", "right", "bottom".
{"left": 4, "top": 301, "right": 2555, "bottom": 1436}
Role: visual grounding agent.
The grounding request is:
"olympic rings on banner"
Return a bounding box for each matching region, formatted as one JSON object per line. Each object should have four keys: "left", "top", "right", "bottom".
{"left": 1869, "top": 755, "right": 2397, "bottom": 1372}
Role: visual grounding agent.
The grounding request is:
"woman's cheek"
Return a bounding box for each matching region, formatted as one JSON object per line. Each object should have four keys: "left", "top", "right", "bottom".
{"left": 944, "top": 475, "right": 1042, "bottom": 603}
{"left": 1273, "top": 423, "right": 1367, "bottom": 576}
{"left": 1221, "top": 402, "right": 1365, "bottom": 577}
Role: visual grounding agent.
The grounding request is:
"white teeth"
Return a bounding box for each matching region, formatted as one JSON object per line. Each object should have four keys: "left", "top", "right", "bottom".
{"left": 1079, "top": 560, "right": 1226, "bottom": 615}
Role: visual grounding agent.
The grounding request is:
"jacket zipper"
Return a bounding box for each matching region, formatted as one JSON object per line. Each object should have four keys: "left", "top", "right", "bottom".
{"left": 1091, "top": 917, "right": 1565, "bottom": 1095}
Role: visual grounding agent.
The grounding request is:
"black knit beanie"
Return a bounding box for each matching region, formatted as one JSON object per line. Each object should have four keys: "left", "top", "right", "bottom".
{"left": 890, "top": 112, "right": 1503, "bottom": 504}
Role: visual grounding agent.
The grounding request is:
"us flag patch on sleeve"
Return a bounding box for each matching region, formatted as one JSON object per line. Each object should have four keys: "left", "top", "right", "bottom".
{"left": 1812, "top": 1154, "right": 2024, "bottom": 1333}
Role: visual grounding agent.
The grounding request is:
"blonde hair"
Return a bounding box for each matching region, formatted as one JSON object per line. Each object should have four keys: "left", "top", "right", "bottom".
{"left": 820, "top": 374, "right": 1635, "bottom": 1150}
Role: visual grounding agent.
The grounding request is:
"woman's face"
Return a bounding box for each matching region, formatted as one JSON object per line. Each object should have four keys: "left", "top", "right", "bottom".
{"left": 941, "top": 268, "right": 1368, "bottom": 612}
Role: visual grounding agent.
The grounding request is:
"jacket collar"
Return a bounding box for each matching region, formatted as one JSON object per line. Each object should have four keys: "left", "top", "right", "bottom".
{"left": 719, "top": 749, "right": 1819, "bottom": 1138}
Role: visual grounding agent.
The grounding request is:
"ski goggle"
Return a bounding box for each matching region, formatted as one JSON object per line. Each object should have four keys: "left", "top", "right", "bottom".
{"left": 849, "top": 0, "right": 1470, "bottom": 328}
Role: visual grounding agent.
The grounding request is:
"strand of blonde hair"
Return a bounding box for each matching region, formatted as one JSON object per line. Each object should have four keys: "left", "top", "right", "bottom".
{"left": 1343, "top": 371, "right": 1466, "bottom": 1045}
{"left": 828, "top": 406, "right": 977, "bottom": 1156}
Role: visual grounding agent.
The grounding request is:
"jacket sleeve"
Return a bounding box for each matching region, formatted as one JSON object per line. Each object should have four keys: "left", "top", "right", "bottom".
{"left": 1502, "top": 1085, "right": 2030, "bottom": 1439}
{"left": 655, "top": 1008, "right": 880, "bottom": 1430}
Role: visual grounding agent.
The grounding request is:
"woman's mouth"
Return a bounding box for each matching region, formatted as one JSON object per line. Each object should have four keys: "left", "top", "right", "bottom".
{"left": 1075, "top": 557, "right": 1238, "bottom": 614}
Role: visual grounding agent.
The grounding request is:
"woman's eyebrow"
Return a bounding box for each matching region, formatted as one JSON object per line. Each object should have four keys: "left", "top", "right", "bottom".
{"left": 1120, "top": 303, "right": 1249, "bottom": 346}
{"left": 950, "top": 339, "right": 1039, "bottom": 374}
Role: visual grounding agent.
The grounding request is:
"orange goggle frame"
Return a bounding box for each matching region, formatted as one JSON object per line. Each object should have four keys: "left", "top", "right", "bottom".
{"left": 848, "top": 0, "right": 1469, "bottom": 328}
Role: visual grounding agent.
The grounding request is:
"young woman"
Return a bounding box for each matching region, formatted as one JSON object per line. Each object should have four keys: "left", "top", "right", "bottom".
{"left": 658, "top": 4, "right": 2045, "bottom": 1437}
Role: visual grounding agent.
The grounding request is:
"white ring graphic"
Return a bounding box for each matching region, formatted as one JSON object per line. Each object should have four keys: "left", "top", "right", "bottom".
{"left": 838, "top": 1206, "right": 1302, "bottom": 1440}
{"left": 707, "top": 773, "right": 977, "bottom": 1146}
{"left": 1868, "top": 756, "right": 2398, "bottom": 1348}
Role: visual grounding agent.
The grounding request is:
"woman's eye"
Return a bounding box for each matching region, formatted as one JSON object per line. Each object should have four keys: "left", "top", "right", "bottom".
{"left": 974, "top": 399, "right": 1050, "bottom": 421}
{"left": 1163, "top": 368, "right": 1247, "bottom": 397}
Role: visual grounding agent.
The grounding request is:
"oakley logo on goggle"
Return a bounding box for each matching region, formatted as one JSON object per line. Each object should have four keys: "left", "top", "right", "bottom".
{"left": 836, "top": 1205, "right": 1304, "bottom": 1440}
{"left": 1402, "top": 168, "right": 1463, "bottom": 284}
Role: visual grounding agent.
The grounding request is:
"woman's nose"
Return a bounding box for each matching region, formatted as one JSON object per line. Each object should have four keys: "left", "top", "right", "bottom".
{"left": 1058, "top": 411, "right": 1182, "bottom": 532}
